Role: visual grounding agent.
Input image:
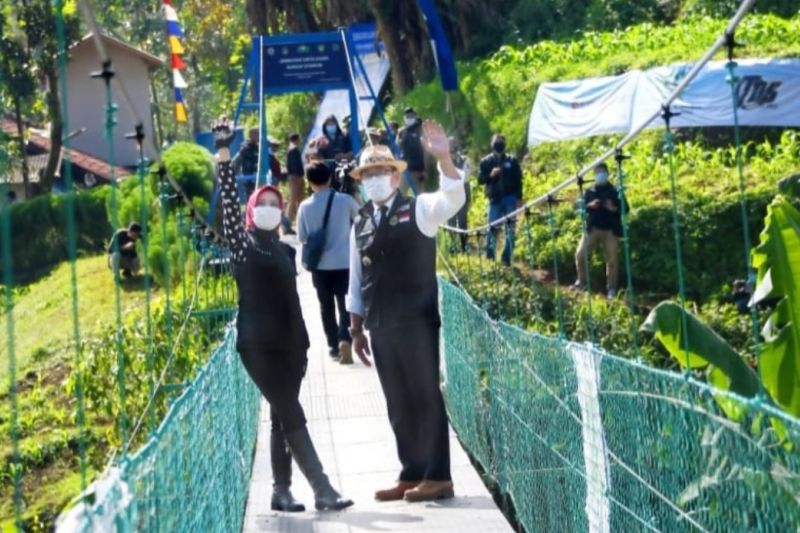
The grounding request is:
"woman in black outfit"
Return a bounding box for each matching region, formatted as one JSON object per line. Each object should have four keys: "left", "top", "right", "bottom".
{"left": 213, "top": 119, "right": 352, "bottom": 512}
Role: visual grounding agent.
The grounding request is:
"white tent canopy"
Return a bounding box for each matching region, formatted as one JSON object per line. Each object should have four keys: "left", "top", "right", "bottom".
{"left": 528, "top": 58, "right": 800, "bottom": 146}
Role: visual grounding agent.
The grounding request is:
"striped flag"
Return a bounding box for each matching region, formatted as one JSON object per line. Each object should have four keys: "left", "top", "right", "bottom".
{"left": 163, "top": 0, "right": 188, "bottom": 122}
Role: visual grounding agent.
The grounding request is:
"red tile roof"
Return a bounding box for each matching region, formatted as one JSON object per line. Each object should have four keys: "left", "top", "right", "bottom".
{"left": 2, "top": 118, "right": 132, "bottom": 182}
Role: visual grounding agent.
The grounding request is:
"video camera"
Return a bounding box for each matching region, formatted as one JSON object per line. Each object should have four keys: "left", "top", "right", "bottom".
{"left": 333, "top": 158, "right": 359, "bottom": 197}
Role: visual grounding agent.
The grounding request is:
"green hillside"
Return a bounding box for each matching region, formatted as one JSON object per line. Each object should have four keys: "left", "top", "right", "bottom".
{"left": 0, "top": 255, "right": 160, "bottom": 384}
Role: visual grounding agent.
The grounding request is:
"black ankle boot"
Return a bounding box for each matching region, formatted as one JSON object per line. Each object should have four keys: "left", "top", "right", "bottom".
{"left": 284, "top": 427, "right": 353, "bottom": 511}
{"left": 271, "top": 430, "right": 305, "bottom": 512}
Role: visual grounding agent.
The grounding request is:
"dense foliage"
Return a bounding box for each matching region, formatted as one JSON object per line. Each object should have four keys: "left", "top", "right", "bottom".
{"left": 0, "top": 186, "right": 111, "bottom": 283}
{"left": 1, "top": 283, "right": 235, "bottom": 529}
{"left": 391, "top": 14, "right": 800, "bottom": 155}
{"left": 111, "top": 141, "right": 214, "bottom": 287}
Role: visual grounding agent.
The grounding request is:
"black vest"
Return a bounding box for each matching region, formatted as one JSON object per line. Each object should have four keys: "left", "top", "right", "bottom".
{"left": 234, "top": 233, "right": 310, "bottom": 357}
{"left": 354, "top": 194, "right": 439, "bottom": 331}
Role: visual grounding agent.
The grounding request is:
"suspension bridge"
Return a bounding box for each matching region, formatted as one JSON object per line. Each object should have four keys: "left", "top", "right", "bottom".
{"left": 2, "top": 0, "right": 800, "bottom": 531}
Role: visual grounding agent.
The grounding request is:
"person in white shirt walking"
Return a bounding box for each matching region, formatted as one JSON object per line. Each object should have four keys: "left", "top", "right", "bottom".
{"left": 346, "top": 121, "right": 466, "bottom": 503}
{"left": 297, "top": 162, "right": 360, "bottom": 363}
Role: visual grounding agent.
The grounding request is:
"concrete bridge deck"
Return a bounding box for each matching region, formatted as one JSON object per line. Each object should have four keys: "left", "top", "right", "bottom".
{"left": 242, "top": 246, "right": 511, "bottom": 532}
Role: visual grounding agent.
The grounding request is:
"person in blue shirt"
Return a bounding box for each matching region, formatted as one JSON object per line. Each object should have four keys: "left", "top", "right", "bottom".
{"left": 296, "top": 162, "right": 360, "bottom": 364}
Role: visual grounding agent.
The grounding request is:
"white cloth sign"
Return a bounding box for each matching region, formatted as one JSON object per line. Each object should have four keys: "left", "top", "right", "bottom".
{"left": 570, "top": 343, "right": 611, "bottom": 533}
{"left": 528, "top": 58, "right": 800, "bottom": 145}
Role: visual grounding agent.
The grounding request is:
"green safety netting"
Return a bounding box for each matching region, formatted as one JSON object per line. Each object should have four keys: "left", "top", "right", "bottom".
{"left": 440, "top": 279, "right": 800, "bottom": 532}
{"left": 57, "top": 329, "right": 260, "bottom": 532}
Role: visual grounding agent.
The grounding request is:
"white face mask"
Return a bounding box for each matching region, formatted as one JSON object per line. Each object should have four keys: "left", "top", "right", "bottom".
{"left": 253, "top": 205, "right": 282, "bottom": 231}
{"left": 404, "top": 116, "right": 416, "bottom": 126}
{"left": 363, "top": 174, "right": 394, "bottom": 203}
{"left": 595, "top": 171, "right": 609, "bottom": 185}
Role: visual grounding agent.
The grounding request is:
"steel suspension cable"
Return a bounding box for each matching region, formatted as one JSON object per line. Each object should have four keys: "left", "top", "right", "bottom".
{"left": 1, "top": 111, "right": 23, "bottom": 533}
{"left": 661, "top": 105, "right": 692, "bottom": 370}
{"left": 575, "top": 176, "right": 596, "bottom": 343}
{"left": 134, "top": 134, "right": 156, "bottom": 433}
{"left": 725, "top": 33, "right": 762, "bottom": 377}
{"left": 96, "top": 59, "right": 130, "bottom": 449}
{"left": 614, "top": 150, "right": 639, "bottom": 355}
{"left": 546, "top": 198, "right": 566, "bottom": 339}
{"left": 55, "top": 0, "right": 90, "bottom": 495}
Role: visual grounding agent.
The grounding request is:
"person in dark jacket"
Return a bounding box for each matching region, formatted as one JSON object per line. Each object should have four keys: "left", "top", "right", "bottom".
{"left": 233, "top": 128, "right": 284, "bottom": 196}
{"left": 107, "top": 222, "right": 142, "bottom": 279}
{"left": 316, "top": 115, "right": 353, "bottom": 163}
{"left": 398, "top": 107, "right": 426, "bottom": 194}
{"left": 478, "top": 133, "right": 523, "bottom": 266}
{"left": 285, "top": 132, "right": 306, "bottom": 224}
{"left": 346, "top": 122, "right": 466, "bottom": 503}
{"left": 213, "top": 118, "right": 352, "bottom": 513}
{"left": 233, "top": 128, "right": 260, "bottom": 177}
{"left": 573, "top": 162, "right": 629, "bottom": 298}
{"left": 446, "top": 137, "right": 471, "bottom": 252}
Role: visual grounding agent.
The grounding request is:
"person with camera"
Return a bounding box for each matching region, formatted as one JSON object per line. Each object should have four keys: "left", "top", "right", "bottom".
{"left": 213, "top": 117, "right": 352, "bottom": 513}
{"left": 478, "top": 133, "right": 523, "bottom": 266}
{"left": 297, "top": 162, "right": 360, "bottom": 364}
{"left": 346, "top": 120, "right": 465, "bottom": 503}
{"left": 572, "top": 162, "right": 629, "bottom": 298}
{"left": 107, "top": 222, "right": 142, "bottom": 279}
{"left": 316, "top": 115, "right": 353, "bottom": 163}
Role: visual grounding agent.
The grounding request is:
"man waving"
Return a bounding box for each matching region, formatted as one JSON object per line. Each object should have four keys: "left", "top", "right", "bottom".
{"left": 346, "top": 121, "right": 465, "bottom": 503}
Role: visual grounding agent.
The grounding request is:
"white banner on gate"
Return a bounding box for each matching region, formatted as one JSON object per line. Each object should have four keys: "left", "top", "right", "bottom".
{"left": 528, "top": 58, "right": 800, "bottom": 146}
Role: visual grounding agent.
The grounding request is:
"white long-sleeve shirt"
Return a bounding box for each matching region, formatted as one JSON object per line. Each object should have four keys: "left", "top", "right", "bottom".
{"left": 345, "top": 165, "right": 466, "bottom": 317}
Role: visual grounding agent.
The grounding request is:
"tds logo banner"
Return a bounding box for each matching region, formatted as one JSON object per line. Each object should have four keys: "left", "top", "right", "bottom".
{"left": 736, "top": 75, "right": 782, "bottom": 110}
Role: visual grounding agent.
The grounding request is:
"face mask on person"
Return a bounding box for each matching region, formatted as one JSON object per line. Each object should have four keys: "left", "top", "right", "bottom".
{"left": 325, "top": 124, "right": 338, "bottom": 137}
{"left": 492, "top": 141, "right": 506, "bottom": 153}
{"left": 404, "top": 116, "right": 417, "bottom": 127}
{"left": 363, "top": 174, "right": 394, "bottom": 203}
{"left": 252, "top": 205, "right": 282, "bottom": 231}
{"left": 595, "top": 171, "right": 609, "bottom": 185}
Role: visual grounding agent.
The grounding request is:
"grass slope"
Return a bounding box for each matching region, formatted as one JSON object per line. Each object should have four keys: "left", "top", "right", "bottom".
{"left": 0, "top": 255, "right": 160, "bottom": 383}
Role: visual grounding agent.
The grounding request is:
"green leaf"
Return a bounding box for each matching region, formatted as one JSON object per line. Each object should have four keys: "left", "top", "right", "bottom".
{"left": 751, "top": 197, "right": 800, "bottom": 417}
{"left": 642, "top": 301, "right": 760, "bottom": 398}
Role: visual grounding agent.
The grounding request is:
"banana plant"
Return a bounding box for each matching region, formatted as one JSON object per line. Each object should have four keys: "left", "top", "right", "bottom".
{"left": 641, "top": 193, "right": 800, "bottom": 419}
{"left": 752, "top": 194, "right": 800, "bottom": 417}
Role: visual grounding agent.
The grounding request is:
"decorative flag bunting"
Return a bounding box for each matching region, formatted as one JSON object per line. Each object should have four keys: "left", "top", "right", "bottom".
{"left": 163, "top": 0, "right": 188, "bottom": 122}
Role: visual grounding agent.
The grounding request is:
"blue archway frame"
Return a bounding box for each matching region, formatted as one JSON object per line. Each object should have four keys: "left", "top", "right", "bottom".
{"left": 233, "top": 29, "right": 363, "bottom": 188}
{"left": 205, "top": 2, "right": 458, "bottom": 223}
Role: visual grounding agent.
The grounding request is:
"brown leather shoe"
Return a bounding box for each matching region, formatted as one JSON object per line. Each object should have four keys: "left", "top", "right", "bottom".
{"left": 374, "top": 481, "right": 420, "bottom": 501}
{"left": 403, "top": 480, "right": 454, "bottom": 502}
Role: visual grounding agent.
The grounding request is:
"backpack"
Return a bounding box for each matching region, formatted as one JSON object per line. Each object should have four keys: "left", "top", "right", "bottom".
{"left": 302, "top": 190, "right": 336, "bottom": 271}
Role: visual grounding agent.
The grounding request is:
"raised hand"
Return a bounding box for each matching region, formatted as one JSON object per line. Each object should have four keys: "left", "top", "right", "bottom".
{"left": 211, "top": 116, "right": 235, "bottom": 150}
{"left": 421, "top": 120, "right": 451, "bottom": 160}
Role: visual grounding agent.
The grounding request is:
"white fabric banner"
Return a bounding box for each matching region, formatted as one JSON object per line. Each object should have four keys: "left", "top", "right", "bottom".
{"left": 528, "top": 58, "right": 800, "bottom": 145}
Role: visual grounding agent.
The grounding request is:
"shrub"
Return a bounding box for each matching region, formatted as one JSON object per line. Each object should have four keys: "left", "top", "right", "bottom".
{"left": 0, "top": 186, "right": 111, "bottom": 283}
{"left": 109, "top": 142, "right": 214, "bottom": 288}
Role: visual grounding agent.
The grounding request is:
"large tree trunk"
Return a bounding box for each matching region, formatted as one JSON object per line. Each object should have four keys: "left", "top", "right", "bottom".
{"left": 367, "top": 0, "right": 414, "bottom": 94}
{"left": 397, "top": 1, "right": 433, "bottom": 84}
{"left": 12, "top": 96, "right": 30, "bottom": 199}
{"left": 280, "top": 0, "right": 320, "bottom": 33}
{"left": 41, "top": 66, "right": 62, "bottom": 194}
{"left": 246, "top": 0, "right": 268, "bottom": 34}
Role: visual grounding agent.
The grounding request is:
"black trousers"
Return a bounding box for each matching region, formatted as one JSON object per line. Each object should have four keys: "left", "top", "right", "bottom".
{"left": 370, "top": 324, "right": 451, "bottom": 482}
{"left": 311, "top": 269, "right": 351, "bottom": 350}
{"left": 238, "top": 346, "right": 307, "bottom": 434}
